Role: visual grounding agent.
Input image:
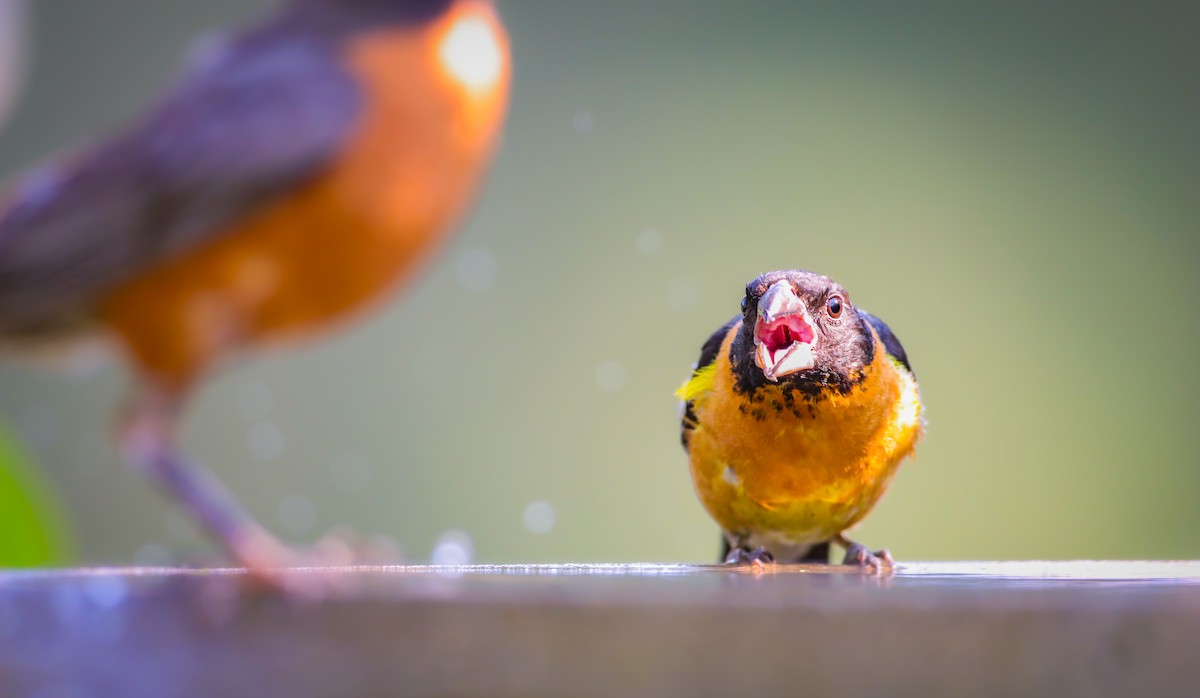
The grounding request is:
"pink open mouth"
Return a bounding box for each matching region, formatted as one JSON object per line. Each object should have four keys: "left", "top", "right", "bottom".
{"left": 758, "top": 315, "right": 814, "bottom": 355}
{"left": 752, "top": 282, "right": 818, "bottom": 382}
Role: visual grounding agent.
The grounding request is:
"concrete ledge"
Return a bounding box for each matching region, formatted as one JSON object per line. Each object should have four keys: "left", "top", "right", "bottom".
{"left": 1, "top": 561, "right": 1198, "bottom": 697}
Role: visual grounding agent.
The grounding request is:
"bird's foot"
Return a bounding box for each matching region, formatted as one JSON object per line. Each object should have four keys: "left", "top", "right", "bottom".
{"left": 233, "top": 527, "right": 402, "bottom": 600}
{"left": 724, "top": 546, "right": 775, "bottom": 571}
{"left": 838, "top": 537, "right": 894, "bottom": 574}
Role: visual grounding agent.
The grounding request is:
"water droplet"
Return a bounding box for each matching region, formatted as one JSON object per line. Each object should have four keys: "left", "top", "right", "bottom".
{"left": 594, "top": 360, "right": 626, "bottom": 393}
{"left": 523, "top": 500, "right": 556, "bottom": 534}
{"left": 572, "top": 110, "right": 595, "bottom": 133}
{"left": 278, "top": 494, "right": 316, "bottom": 535}
{"left": 636, "top": 228, "right": 663, "bottom": 254}
{"left": 456, "top": 247, "right": 498, "bottom": 291}
{"left": 667, "top": 277, "right": 703, "bottom": 314}
{"left": 431, "top": 529, "right": 474, "bottom": 565}
{"left": 235, "top": 382, "right": 273, "bottom": 421}
{"left": 245, "top": 421, "right": 285, "bottom": 462}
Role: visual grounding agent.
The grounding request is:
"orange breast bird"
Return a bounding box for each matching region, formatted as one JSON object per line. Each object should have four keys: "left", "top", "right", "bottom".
{"left": 679, "top": 270, "right": 923, "bottom": 570}
{"left": 0, "top": 0, "right": 510, "bottom": 577}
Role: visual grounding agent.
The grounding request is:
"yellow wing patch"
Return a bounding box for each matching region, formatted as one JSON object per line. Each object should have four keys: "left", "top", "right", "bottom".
{"left": 675, "top": 361, "right": 718, "bottom": 402}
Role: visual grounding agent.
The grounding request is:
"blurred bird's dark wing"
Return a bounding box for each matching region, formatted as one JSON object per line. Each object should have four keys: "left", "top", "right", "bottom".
{"left": 0, "top": 32, "right": 361, "bottom": 335}
{"left": 859, "top": 311, "right": 913, "bottom": 375}
{"left": 680, "top": 317, "right": 737, "bottom": 450}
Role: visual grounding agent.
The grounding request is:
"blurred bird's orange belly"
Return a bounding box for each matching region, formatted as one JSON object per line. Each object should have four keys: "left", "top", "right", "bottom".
{"left": 97, "top": 16, "right": 509, "bottom": 390}
{"left": 688, "top": 328, "right": 922, "bottom": 548}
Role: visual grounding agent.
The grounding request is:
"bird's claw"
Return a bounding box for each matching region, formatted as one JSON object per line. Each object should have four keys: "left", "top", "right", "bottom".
{"left": 841, "top": 542, "right": 894, "bottom": 573}
{"left": 724, "top": 545, "right": 775, "bottom": 570}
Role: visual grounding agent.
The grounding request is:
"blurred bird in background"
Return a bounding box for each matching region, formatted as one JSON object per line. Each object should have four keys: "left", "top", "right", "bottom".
{"left": 679, "top": 270, "right": 922, "bottom": 569}
{"left": 0, "top": 0, "right": 510, "bottom": 581}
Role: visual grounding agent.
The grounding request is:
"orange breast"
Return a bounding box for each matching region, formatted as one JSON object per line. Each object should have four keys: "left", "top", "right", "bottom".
{"left": 688, "top": 322, "right": 923, "bottom": 548}
{"left": 97, "top": 2, "right": 510, "bottom": 391}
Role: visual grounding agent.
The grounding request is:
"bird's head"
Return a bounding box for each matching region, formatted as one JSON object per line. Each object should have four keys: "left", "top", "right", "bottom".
{"left": 731, "top": 270, "right": 876, "bottom": 396}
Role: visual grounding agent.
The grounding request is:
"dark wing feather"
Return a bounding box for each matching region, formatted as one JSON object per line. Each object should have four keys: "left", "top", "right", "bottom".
{"left": 680, "top": 317, "right": 737, "bottom": 449}
{"left": 0, "top": 31, "right": 361, "bottom": 335}
{"left": 860, "top": 310, "right": 913, "bottom": 375}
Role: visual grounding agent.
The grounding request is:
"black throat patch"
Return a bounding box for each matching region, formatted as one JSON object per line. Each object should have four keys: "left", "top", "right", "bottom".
{"left": 728, "top": 315, "right": 875, "bottom": 414}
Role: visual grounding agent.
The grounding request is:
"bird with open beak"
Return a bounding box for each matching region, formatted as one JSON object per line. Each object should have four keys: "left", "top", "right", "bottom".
{"left": 678, "top": 270, "right": 923, "bottom": 569}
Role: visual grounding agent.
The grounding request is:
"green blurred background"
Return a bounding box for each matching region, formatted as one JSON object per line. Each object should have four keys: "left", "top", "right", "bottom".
{"left": 0, "top": 0, "right": 1196, "bottom": 566}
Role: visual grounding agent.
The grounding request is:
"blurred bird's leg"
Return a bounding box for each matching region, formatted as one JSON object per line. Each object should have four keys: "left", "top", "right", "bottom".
{"left": 119, "top": 385, "right": 292, "bottom": 577}
{"left": 834, "top": 533, "right": 894, "bottom": 573}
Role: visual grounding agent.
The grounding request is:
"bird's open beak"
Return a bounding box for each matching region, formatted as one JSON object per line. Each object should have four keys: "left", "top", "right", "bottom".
{"left": 753, "top": 280, "right": 818, "bottom": 382}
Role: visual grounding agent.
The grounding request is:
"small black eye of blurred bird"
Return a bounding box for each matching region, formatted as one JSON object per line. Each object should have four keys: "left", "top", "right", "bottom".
{"left": 0, "top": 0, "right": 510, "bottom": 588}
{"left": 677, "top": 270, "right": 923, "bottom": 569}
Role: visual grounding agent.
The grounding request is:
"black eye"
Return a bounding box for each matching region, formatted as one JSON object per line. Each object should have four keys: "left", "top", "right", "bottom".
{"left": 827, "top": 295, "right": 843, "bottom": 318}
{"left": 741, "top": 296, "right": 749, "bottom": 312}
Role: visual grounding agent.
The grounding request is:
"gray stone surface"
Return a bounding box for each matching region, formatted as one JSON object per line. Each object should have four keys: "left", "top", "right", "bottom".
{"left": 1, "top": 561, "right": 1198, "bottom": 697}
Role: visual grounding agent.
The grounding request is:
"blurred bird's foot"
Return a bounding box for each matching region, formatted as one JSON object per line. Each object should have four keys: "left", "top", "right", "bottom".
{"left": 119, "top": 387, "right": 376, "bottom": 599}
{"left": 238, "top": 528, "right": 405, "bottom": 599}
{"left": 279, "top": 528, "right": 404, "bottom": 571}
{"left": 724, "top": 545, "right": 775, "bottom": 570}
{"left": 835, "top": 534, "right": 894, "bottom": 573}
